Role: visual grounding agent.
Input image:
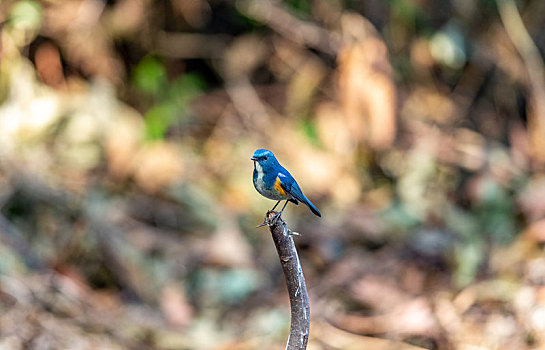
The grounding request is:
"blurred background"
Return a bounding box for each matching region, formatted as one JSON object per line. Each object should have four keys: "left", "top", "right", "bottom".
{"left": 1, "top": 0, "right": 545, "bottom": 349}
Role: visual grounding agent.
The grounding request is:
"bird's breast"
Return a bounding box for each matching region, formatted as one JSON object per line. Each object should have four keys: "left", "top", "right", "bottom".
{"left": 253, "top": 164, "right": 287, "bottom": 200}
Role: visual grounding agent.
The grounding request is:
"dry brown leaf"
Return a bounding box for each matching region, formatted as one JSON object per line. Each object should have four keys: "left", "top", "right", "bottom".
{"left": 286, "top": 57, "right": 326, "bottom": 116}
{"left": 43, "top": 0, "right": 123, "bottom": 82}
{"left": 350, "top": 275, "right": 410, "bottom": 312}
{"left": 314, "top": 320, "right": 432, "bottom": 350}
{"left": 35, "top": 42, "right": 65, "bottom": 88}
{"left": 315, "top": 102, "right": 355, "bottom": 154}
{"left": 223, "top": 35, "right": 268, "bottom": 78}
{"left": 518, "top": 176, "right": 545, "bottom": 221}
{"left": 524, "top": 219, "right": 545, "bottom": 243}
{"left": 341, "top": 274, "right": 441, "bottom": 337}
{"left": 489, "top": 235, "right": 538, "bottom": 275}
{"left": 105, "top": 109, "right": 144, "bottom": 179}
{"left": 451, "top": 128, "right": 486, "bottom": 171}
{"left": 160, "top": 283, "right": 194, "bottom": 328}
{"left": 104, "top": 0, "right": 147, "bottom": 36}
{"left": 401, "top": 88, "right": 457, "bottom": 125}
{"left": 331, "top": 297, "right": 439, "bottom": 337}
{"left": 171, "top": 0, "right": 211, "bottom": 28}
{"left": 133, "top": 141, "right": 184, "bottom": 193}
{"left": 338, "top": 13, "right": 397, "bottom": 150}
{"left": 509, "top": 119, "right": 531, "bottom": 171}
{"left": 410, "top": 38, "right": 435, "bottom": 71}
{"left": 207, "top": 215, "right": 253, "bottom": 267}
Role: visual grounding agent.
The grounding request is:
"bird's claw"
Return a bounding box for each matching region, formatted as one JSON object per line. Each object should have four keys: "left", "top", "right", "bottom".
{"left": 256, "top": 210, "right": 282, "bottom": 228}
{"left": 270, "top": 211, "right": 282, "bottom": 225}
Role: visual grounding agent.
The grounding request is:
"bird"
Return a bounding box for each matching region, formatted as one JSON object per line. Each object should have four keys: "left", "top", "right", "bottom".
{"left": 251, "top": 149, "right": 321, "bottom": 220}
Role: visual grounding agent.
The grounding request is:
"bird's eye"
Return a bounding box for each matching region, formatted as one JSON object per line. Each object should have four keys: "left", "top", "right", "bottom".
{"left": 263, "top": 156, "right": 268, "bottom": 161}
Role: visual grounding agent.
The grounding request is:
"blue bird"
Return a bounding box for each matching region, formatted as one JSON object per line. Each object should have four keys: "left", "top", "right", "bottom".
{"left": 251, "top": 149, "right": 321, "bottom": 219}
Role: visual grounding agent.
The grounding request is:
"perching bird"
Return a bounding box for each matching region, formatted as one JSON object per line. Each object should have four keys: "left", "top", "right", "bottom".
{"left": 251, "top": 149, "right": 321, "bottom": 219}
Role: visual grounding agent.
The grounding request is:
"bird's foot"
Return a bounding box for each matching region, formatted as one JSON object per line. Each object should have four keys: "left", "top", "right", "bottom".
{"left": 270, "top": 211, "right": 282, "bottom": 225}
{"left": 256, "top": 210, "right": 282, "bottom": 228}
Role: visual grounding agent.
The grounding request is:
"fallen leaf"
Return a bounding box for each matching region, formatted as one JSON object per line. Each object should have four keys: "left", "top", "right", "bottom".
{"left": 338, "top": 13, "right": 397, "bottom": 150}
{"left": 160, "top": 282, "right": 193, "bottom": 328}
{"left": 35, "top": 42, "right": 65, "bottom": 88}
{"left": 133, "top": 141, "right": 184, "bottom": 193}
{"left": 207, "top": 215, "right": 253, "bottom": 267}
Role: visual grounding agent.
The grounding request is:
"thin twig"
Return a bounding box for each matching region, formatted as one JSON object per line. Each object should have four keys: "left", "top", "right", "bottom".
{"left": 497, "top": 0, "right": 545, "bottom": 165}
{"left": 153, "top": 32, "right": 230, "bottom": 59}
{"left": 260, "top": 210, "right": 310, "bottom": 350}
{"left": 236, "top": 0, "right": 341, "bottom": 56}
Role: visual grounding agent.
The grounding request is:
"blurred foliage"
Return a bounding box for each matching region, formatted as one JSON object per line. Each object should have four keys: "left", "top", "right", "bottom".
{"left": 1, "top": 0, "right": 545, "bottom": 349}
{"left": 9, "top": 1, "right": 43, "bottom": 31}
{"left": 132, "top": 56, "right": 205, "bottom": 139}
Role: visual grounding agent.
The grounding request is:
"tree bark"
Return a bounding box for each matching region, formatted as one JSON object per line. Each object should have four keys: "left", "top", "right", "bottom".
{"left": 263, "top": 211, "right": 310, "bottom": 350}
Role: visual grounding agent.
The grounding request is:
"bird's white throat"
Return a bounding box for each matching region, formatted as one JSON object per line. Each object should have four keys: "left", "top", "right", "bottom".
{"left": 255, "top": 161, "right": 263, "bottom": 174}
{"left": 254, "top": 162, "right": 265, "bottom": 191}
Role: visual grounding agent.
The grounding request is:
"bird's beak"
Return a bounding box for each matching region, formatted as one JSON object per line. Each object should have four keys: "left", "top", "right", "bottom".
{"left": 251, "top": 157, "right": 256, "bottom": 161}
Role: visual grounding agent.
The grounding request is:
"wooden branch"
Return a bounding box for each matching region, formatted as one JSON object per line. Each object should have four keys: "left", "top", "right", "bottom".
{"left": 237, "top": 0, "right": 341, "bottom": 56}
{"left": 497, "top": 0, "right": 545, "bottom": 165}
{"left": 261, "top": 211, "right": 310, "bottom": 350}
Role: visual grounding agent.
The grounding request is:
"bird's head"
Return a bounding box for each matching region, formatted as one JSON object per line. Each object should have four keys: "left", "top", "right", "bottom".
{"left": 251, "top": 149, "right": 277, "bottom": 170}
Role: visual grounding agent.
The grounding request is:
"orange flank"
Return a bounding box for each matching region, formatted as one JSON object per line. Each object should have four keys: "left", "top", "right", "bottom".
{"left": 274, "top": 177, "right": 287, "bottom": 196}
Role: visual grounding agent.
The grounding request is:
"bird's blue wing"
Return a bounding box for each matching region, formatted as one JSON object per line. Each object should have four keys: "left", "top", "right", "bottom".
{"left": 277, "top": 172, "right": 298, "bottom": 198}
{"left": 276, "top": 172, "right": 298, "bottom": 205}
{"left": 277, "top": 171, "right": 321, "bottom": 217}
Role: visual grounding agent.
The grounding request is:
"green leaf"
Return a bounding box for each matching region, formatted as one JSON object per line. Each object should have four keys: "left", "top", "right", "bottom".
{"left": 454, "top": 240, "right": 484, "bottom": 287}
{"left": 298, "top": 119, "right": 320, "bottom": 146}
{"left": 132, "top": 56, "right": 167, "bottom": 97}
{"left": 285, "top": 0, "right": 312, "bottom": 15}
{"left": 475, "top": 179, "right": 517, "bottom": 244}
{"left": 167, "top": 73, "right": 205, "bottom": 104}
{"left": 10, "top": 1, "right": 43, "bottom": 31}
{"left": 144, "top": 102, "right": 178, "bottom": 140}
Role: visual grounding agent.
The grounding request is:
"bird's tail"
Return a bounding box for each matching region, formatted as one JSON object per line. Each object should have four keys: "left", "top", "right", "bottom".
{"left": 302, "top": 197, "right": 321, "bottom": 217}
